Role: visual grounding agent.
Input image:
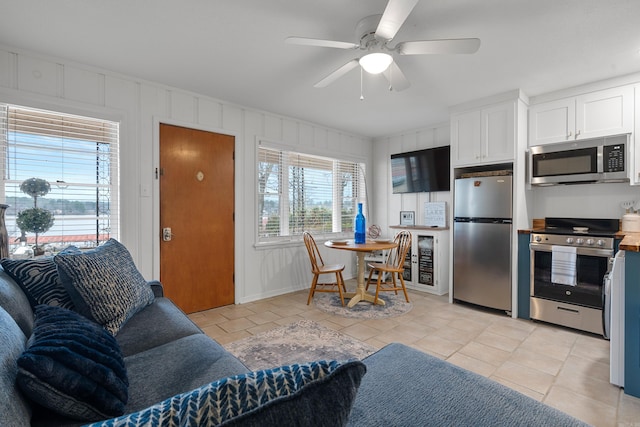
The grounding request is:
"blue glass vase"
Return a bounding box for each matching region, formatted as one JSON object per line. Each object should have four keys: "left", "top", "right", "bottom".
{"left": 354, "top": 203, "right": 366, "bottom": 244}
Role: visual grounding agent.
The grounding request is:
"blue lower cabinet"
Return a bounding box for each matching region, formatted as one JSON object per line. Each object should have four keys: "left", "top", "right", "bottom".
{"left": 625, "top": 250, "right": 640, "bottom": 397}
{"left": 517, "top": 233, "right": 530, "bottom": 320}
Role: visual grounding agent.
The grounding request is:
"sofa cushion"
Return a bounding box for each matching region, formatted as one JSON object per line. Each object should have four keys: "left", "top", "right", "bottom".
{"left": 0, "top": 269, "right": 34, "bottom": 336}
{"left": 122, "top": 333, "right": 249, "bottom": 413}
{"left": 54, "top": 239, "right": 154, "bottom": 336}
{"left": 1, "top": 254, "right": 77, "bottom": 311}
{"left": 0, "top": 305, "right": 32, "bottom": 427}
{"left": 86, "top": 359, "right": 366, "bottom": 427}
{"left": 16, "top": 305, "right": 128, "bottom": 421}
{"left": 115, "top": 297, "right": 203, "bottom": 357}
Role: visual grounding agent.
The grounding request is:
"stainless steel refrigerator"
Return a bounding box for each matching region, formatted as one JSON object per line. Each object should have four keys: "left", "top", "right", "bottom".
{"left": 453, "top": 175, "right": 512, "bottom": 312}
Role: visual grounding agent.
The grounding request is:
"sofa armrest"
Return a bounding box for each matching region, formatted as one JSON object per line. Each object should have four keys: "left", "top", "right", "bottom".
{"left": 148, "top": 280, "right": 164, "bottom": 297}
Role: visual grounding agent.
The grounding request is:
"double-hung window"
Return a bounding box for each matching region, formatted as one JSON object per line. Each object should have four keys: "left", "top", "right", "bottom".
{"left": 0, "top": 103, "right": 119, "bottom": 253}
{"left": 257, "top": 142, "right": 365, "bottom": 243}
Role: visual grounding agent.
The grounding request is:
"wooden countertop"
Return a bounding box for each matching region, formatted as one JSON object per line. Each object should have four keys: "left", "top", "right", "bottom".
{"left": 390, "top": 225, "right": 450, "bottom": 231}
{"left": 620, "top": 232, "right": 640, "bottom": 251}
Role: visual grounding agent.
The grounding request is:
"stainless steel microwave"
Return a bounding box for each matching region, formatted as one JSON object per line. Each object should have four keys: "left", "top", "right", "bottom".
{"left": 528, "top": 134, "right": 629, "bottom": 186}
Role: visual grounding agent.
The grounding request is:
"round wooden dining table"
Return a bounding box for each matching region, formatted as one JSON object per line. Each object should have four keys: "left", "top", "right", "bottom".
{"left": 324, "top": 239, "right": 398, "bottom": 308}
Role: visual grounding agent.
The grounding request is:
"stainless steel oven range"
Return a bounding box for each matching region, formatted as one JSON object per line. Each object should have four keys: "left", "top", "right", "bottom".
{"left": 530, "top": 217, "right": 618, "bottom": 336}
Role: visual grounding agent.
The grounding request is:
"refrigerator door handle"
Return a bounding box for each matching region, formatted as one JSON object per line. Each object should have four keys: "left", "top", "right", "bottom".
{"left": 454, "top": 217, "right": 472, "bottom": 222}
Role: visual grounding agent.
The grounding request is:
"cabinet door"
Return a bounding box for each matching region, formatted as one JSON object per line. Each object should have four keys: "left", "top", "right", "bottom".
{"left": 575, "top": 86, "right": 634, "bottom": 140}
{"left": 482, "top": 101, "right": 515, "bottom": 162}
{"left": 416, "top": 235, "right": 435, "bottom": 287}
{"left": 528, "top": 98, "right": 575, "bottom": 146}
{"left": 402, "top": 243, "right": 412, "bottom": 282}
{"left": 451, "top": 110, "right": 481, "bottom": 166}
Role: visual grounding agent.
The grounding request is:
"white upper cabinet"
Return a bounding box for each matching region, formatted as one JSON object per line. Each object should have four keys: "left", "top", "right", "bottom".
{"left": 529, "top": 86, "right": 634, "bottom": 146}
{"left": 451, "top": 109, "right": 481, "bottom": 165}
{"left": 451, "top": 100, "right": 515, "bottom": 166}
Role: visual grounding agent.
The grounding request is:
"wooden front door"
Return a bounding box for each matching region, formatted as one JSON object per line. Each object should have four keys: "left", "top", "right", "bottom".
{"left": 159, "top": 123, "right": 235, "bottom": 313}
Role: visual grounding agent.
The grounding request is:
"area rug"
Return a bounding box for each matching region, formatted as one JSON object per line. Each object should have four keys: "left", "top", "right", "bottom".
{"left": 313, "top": 292, "right": 412, "bottom": 319}
{"left": 224, "top": 319, "right": 377, "bottom": 371}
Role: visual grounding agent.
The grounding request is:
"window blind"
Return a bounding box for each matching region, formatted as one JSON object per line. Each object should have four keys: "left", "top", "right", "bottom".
{"left": 0, "top": 104, "right": 119, "bottom": 253}
{"left": 257, "top": 144, "right": 365, "bottom": 242}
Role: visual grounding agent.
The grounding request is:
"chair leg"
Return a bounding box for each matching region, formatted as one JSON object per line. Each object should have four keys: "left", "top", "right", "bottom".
{"left": 339, "top": 272, "right": 347, "bottom": 292}
{"left": 365, "top": 268, "right": 375, "bottom": 291}
{"left": 335, "top": 272, "right": 345, "bottom": 307}
{"left": 391, "top": 274, "right": 399, "bottom": 295}
{"left": 398, "top": 273, "right": 410, "bottom": 302}
{"left": 307, "top": 274, "right": 319, "bottom": 305}
{"left": 374, "top": 273, "right": 383, "bottom": 304}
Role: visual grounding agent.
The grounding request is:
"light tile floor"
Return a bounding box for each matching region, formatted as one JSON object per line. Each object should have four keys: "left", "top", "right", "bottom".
{"left": 188, "top": 284, "right": 640, "bottom": 427}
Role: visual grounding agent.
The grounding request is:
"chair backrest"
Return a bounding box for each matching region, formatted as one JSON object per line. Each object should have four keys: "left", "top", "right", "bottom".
{"left": 303, "top": 231, "right": 324, "bottom": 272}
{"left": 386, "top": 230, "right": 412, "bottom": 270}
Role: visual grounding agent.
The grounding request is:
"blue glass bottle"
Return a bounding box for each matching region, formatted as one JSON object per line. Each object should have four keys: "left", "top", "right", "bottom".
{"left": 354, "top": 203, "right": 366, "bottom": 244}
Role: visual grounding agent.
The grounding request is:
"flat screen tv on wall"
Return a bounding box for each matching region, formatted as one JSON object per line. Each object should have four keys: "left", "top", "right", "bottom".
{"left": 390, "top": 146, "right": 451, "bottom": 193}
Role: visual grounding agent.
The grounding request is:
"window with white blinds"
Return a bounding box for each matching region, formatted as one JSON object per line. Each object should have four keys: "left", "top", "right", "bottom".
{"left": 0, "top": 103, "right": 119, "bottom": 253}
{"left": 257, "top": 143, "right": 365, "bottom": 242}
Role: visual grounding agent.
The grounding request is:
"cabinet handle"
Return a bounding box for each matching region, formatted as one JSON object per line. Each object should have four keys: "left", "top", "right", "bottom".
{"left": 567, "top": 131, "right": 572, "bottom": 138}
{"left": 575, "top": 130, "right": 581, "bottom": 138}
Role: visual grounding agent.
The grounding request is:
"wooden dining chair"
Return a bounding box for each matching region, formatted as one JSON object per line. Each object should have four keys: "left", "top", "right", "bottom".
{"left": 303, "top": 231, "right": 347, "bottom": 306}
{"left": 365, "top": 230, "right": 412, "bottom": 304}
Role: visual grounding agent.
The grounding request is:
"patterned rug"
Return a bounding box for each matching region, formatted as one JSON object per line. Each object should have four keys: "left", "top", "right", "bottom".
{"left": 313, "top": 292, "right": 413, "bottom": 319}
{"left": 224, "top": 319, "right": 377, "bottom": 371}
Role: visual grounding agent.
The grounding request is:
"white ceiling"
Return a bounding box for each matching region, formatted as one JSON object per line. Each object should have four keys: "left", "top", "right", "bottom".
{"left": 1, "top": 0, "right": 640, "bottom": 138}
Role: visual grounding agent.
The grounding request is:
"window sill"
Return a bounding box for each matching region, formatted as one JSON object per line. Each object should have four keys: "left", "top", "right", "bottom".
{"left": 254, "top": 234, "right": 352, "bottom": 250}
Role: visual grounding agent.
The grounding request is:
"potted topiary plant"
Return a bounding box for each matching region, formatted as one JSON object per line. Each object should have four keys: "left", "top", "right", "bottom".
{"left": 16, "top": 178, "right": 54, "bottom": 256}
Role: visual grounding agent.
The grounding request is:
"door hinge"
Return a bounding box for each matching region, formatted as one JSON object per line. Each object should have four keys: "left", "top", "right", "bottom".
{"left": 155, "top": 167, "right": 165, "bottom": 179}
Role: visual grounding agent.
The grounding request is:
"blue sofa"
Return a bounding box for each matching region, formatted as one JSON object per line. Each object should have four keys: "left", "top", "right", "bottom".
{"left": 0, "top": 248, "right": 589, "bottom": 426}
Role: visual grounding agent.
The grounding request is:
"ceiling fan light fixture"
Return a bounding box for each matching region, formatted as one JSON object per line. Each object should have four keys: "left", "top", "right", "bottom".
{"left": 359, "top": 52, "right": 393, "bottom": 74}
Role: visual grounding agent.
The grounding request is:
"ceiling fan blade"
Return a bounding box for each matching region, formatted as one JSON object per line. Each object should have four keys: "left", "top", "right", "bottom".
{"left": 383, "top": 61, "right": 410, "bottom": 91}
{"left": 314, "top": 59, "right": 360, "bottom": 88}
{"left": 375, "top": 0, "right": 420, "bottom": 41}
{"left": 397, "top": 38, "right": 481, "bottom": 55}
{"left": 285, "top": 36, "right": 359, "bottom": 50}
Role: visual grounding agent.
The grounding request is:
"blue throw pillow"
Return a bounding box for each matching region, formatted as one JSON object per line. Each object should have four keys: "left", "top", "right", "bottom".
{"left": 1, "top": 246, "right": 81, "bottom": 310}
{"left": 54, "top": 239, "right": 154, "bottom": 336}
{"left": 16, "top": 304, "right": 128, "bottom": 421}
{"left": 86, "top": 359, "right": 366, "bottom": 427}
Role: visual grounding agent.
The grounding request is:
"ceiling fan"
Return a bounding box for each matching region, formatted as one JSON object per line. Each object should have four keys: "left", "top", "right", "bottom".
{"left": 285, "top": 0, "right": 480, "bottom": 92}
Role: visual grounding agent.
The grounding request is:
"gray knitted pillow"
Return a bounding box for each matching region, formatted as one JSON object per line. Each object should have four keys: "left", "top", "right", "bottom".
{"left": 54, "top": 239, "right": 154, "bottom": 336}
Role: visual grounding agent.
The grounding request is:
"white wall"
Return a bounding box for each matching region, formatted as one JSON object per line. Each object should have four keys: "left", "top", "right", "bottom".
{"left": 0, "top": 45, "right": 372, "bottom": 303}
{"left": 372, "top": 123, "right": 451, "bottom": 235}
{"left": 530, "top": 184, "right": 640, "bottom": 220}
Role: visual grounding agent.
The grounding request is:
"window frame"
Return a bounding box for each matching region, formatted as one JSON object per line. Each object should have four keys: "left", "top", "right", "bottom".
{"left": 255, "top": 139, "right": 367, "bottom": 248}
{"left": 0, "top": 102, "right": 120, "bottom": 253}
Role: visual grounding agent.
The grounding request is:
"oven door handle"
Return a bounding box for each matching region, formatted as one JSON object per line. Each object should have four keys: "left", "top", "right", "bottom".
{"left": 529, "top": 242, "right": 613, "bottom": 258}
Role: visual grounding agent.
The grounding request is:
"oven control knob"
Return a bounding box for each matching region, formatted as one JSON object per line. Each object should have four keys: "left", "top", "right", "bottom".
{"left": 566, "top": 237, "right": 574, "bottom": 244}
{"left": 576, "top": 238, "right": 584, "bottom": 245}
{"left": 596, "top": 239, "right": 605, "bottom": 247}
{"left": 586, "top": 239, "right": 595, "bottom": 246}
{"left": 534, "top": 236, "right": 542, "bottom": 242}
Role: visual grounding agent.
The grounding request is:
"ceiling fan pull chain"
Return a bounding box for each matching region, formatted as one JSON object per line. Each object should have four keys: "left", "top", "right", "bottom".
{"left": 360, "top": 67, "right": 365, "bottom": 100}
